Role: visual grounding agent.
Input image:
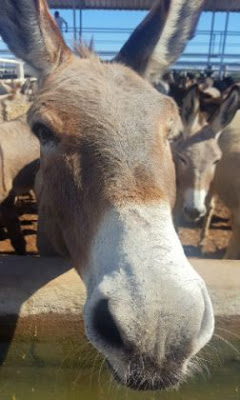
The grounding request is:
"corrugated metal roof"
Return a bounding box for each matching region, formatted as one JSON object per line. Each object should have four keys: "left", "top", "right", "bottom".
{"left": 204, "top": 0, "right": 240, "bottom": 11}
{"left": 48, "top": 0, "right": 240, "bottom": 11}
{"left": 48, "top": 0, "right": 153, "bottom": 10}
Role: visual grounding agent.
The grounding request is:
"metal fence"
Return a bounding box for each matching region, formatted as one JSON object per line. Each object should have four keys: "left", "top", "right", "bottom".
{"left": 1, "top": 26, "right": 240, "bottom": 76}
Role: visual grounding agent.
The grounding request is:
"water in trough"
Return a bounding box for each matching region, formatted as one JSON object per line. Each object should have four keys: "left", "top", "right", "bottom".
{"left": 0, "top": 360, "right": 239, "bottom": 400}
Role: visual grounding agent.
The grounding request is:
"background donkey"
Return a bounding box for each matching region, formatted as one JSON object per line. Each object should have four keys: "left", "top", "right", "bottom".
{"left": 0, "top": 0, "right": 214, "bottom": 391}
{"left": 0, "top": 115, "right": 39, "bottom": 254}
{"left": 214, "top": 110, "right": 240, "bottom": 258}
{"left": 174, "top": 84, "right": 240, "bottom": 258}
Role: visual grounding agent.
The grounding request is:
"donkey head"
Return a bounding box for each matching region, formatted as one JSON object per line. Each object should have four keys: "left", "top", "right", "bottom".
{"left": 0, "top": 0, "right": 214, "bottom": 391}
{"left": 175, "top": 84, "right": 240, "bottom": 222}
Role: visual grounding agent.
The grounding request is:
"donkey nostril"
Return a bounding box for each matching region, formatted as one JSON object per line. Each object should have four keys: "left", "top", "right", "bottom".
{"left": 93, "top": 299, "right": 123, "bottom": 348}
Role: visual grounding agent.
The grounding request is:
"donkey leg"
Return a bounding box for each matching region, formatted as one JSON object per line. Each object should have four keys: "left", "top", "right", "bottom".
{"left": 224, "top": 209, "right": 240, "bottom": 259}
{"left": 0, "top": 216, "right": 6, "bottom": 240}
{"left": 1, "top": 197, "right": 26, "bottom": 255}
{"left": 199, "top": 195, "right": 215, "bottom": 249}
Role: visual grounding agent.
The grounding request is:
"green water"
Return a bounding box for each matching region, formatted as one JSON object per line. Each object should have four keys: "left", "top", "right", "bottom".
{"left": 0, "top": 361, "right": 239, "bottom": 400}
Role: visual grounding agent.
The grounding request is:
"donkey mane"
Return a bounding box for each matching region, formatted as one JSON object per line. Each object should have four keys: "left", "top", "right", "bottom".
{"left": 73, "top": 41, "right": 96, "bottom": 59}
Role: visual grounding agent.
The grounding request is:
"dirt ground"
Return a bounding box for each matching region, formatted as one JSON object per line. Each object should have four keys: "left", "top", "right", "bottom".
{"left": 179, "top": 198, "right": 231, "bottom": 259}
{"left": 0, "top": 196, "right": 231, "bottom": 258}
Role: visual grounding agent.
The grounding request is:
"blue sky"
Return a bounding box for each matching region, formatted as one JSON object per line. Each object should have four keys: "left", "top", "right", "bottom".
{"left": 1, "top": 9, "right": 240, "bottom": 66}
{"left": 50, "top": 9, "right": 240, "bottom": 55}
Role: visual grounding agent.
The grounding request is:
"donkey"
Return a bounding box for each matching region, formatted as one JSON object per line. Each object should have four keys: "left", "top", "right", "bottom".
{"left": 0, "top": 93, "right": 13, "bottom": 103}
{"left": 213, "top": 110, "right": 240, "bottom": 258}
{"left": 0, "top": 115, "right": 39, "bottom": 254}
{"left": 174, "top": 84, "right": 240, "bottom": 258}
{"left": 198, "top": 77, "right": 221, "bottom": 99}
{"left": 0, "top": 0, "right": 214, "bottom": 391}
{"left": 0, "top": 86, "right": 32, "bottom": 123}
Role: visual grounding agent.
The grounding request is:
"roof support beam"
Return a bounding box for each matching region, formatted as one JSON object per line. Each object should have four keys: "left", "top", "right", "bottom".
{"left": 47, "top": 0, "right": 240, "bottom": 12}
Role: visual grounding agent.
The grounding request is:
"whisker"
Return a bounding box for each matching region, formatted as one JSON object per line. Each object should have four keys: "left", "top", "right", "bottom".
{"left": 216, "top": 326, "right": 240, "bottom": 342}
{"left": 97, "top": 357, "right": 106, "bottom": 390}
{"left": 213, "top": 333, "right": 240, "bottom": 356}
{"left": 201, "top": 342, "right": 224, "bottom": 367}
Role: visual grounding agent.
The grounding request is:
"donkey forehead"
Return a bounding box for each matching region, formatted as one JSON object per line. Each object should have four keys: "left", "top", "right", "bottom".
{"left": 30, "top": 58, "right": 177, "bottom": 134}
{"left": 181, "top": 137, "right": 221, "bottom": 166}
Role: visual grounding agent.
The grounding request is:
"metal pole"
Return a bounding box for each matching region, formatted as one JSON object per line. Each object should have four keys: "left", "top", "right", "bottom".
{"left": 0, "top": 58, "right": 25, "bottom": 81}
{"left": 17, "top": 62, "right": 25, "bottom": 81}
{"left": 79, "top": 7, "right": 83, "bottom": 40}
{"left": 73, "top": 0, "right": 77, "bottom": 40}
{"left": 220, "top": 10, "right": 230, "bottom": 74}
{"left": 207, "top": 11, "right": 215, "bottom": 65}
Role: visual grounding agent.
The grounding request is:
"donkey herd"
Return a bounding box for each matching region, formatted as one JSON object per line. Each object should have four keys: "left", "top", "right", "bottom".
{"left": 0, "top": 0, "right": 238, "bottom": 392}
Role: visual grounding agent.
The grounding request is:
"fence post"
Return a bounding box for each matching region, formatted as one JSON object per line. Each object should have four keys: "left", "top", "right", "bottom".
{"left": 79, "top": 6, "right": 83, "bottom": 40}
{"left": 207, "top": 11, "right": 215, "bottom": 67}
{"left": 17, "top": 61, "right": 25, "bottom": 81}
{"left": 220, "top": 10, "right": 230, "bottom": 75}
{"left": 73, "top": 0, "right": 77, "bottom": 40}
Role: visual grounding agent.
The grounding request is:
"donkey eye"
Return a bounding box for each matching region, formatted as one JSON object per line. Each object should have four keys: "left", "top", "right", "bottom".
{"left": 32, "top": 123, "right": 59, "bottom": 145}
{"left": 213, "top": 159, "right": 220, "bottom": 165}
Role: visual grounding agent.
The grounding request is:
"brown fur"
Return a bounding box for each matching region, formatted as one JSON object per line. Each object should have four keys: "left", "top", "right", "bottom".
{"left": 31, "top": 58, "right": 179, "bottom": 267}
{"left": 0, "top": 0, "right": 201, "bottom": 267}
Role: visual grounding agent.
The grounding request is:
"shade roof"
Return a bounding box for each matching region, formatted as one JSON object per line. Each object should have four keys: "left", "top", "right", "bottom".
{"left": 48, "top": 0, "right": 240, "bottom": 11}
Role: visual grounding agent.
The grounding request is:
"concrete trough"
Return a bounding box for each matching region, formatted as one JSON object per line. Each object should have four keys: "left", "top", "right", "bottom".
{"left": 0, "top": 256, "right": 239, "bottom": 367}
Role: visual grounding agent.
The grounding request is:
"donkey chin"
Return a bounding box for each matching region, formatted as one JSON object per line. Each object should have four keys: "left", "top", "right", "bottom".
{"left": 106, "top": 356, "right": 186, "bottom": 391}
{"left": 183, "top": 206, "right": 206, "bottom": 223}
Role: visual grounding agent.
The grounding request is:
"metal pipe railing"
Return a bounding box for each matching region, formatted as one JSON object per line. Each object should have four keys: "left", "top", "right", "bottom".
{"left": 1, "top": 27, "right": 240, "bottom": 74}
{"left": 0, "top": 58, "right": 25, "bottom": 80}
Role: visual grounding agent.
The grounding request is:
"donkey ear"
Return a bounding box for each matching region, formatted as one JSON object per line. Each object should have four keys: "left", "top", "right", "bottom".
{"left": 181, "top": 84, "right": 200, "bottom": 128}
{"left": 115, "top": 0, "right": 204, "bottom": 84}
{"left": 0, "top": 0, "right": 72, "bottom": 77}
{"left": 210, "top": 86, "right": 240, "bottom": 136}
